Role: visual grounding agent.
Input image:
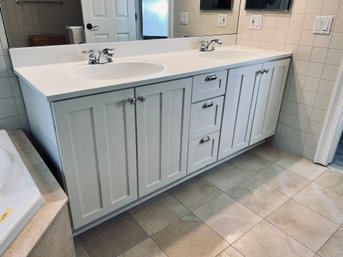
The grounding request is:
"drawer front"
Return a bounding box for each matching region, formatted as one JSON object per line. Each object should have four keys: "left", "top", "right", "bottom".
{"left": 189, "top": 96, "right": 224, "bottom": 140}
{"left": 192, "top": 70, "right": 227, "bottom": 102}
{"left": 188, "top": 131, "right": 220, "bottom": 174}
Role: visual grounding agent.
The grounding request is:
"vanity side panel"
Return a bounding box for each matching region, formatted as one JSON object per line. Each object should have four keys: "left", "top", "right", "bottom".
{"left": 19, "top": 79, "right": 63, "bottom": 181}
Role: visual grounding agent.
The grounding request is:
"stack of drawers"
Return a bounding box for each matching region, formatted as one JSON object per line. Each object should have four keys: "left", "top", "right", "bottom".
{"left": 188, "top": 70, "right": 227, "bottom": 173}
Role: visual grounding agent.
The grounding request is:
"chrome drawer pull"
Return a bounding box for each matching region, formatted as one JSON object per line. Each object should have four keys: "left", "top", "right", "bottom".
{"left": 199, "top": 136, "right": 211, "bottom": 144}
{"left": 205, "top": 74, "right": 217, "bottom": 81}
{"left": 202, "top": 101, "right": 214, "bottom": 109}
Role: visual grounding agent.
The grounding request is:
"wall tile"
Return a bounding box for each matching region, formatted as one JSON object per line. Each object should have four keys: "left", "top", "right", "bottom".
{"left": 237, "top": 0, "right": 343, "bottom": 160}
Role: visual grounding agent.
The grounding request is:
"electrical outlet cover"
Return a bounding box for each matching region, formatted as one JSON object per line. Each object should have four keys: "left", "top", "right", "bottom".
{"left": 250, "top": 15, "right": 262, "bottom": 30}
{"left": 217, "top": 14, "right": 228, "bottom": 27}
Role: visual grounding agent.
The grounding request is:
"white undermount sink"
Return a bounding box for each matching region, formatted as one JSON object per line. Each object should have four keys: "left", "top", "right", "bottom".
{"left": 200, "top": 49, "right": 261, "bottom": 59}
{"left": 70, "top": 61, "right": 164, "bottom": 80}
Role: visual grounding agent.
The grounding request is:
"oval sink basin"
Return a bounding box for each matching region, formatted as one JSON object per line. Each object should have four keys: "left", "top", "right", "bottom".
{"left": 200, "top": 49, "right": 261, "bottom": 60}
{"left": 71, "top": 61, "right": 164, "bottom": 80}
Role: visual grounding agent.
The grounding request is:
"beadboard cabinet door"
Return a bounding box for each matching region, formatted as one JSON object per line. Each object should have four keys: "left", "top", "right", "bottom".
{"left": 250, "top": 59, "right": 290, "bottom": 145}
{"left": 135, "top": 78, "right": 192, "bottom": 197}
{"left": 218, "top": 64, "right": 262, "bottom": 160}
{"left": 52, "top": 89, "right": 138, "bottom": 229}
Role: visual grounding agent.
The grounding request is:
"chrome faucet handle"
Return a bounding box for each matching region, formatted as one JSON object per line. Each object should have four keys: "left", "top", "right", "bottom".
{"left": 199, "top": 40, "right": 207, "bottom": 52}
{"left": 81, "top": 49, "right": 98, "bottom": 64}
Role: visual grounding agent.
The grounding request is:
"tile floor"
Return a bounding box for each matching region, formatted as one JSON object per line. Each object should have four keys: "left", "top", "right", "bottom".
{"left": 74, "top": 143, "right": 343, "bottom": 257}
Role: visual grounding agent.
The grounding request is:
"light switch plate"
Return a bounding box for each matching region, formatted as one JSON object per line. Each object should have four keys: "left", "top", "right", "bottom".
{"left": 250, "top": 15, "right": 262, "bottom": 30}
{"left": 180, "top": 12, "right": 188, "bottom": 25}
{"left": 313, "top": 16, "right": 334, "bottom": 34}
{"left": 217, "top": 14, "right": 228, "bottom": 27}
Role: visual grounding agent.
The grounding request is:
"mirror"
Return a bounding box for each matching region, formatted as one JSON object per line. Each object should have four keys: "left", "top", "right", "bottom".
{"left": 0, "top": 0, "right": 241, "bottom": 48}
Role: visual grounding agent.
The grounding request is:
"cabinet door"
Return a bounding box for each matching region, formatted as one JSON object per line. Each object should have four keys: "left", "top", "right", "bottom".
{"left": 52, "top": 89, "right": 137, "bottom": 229}
{"left": 136, "top": 78, "right": 192, "bottom": 197}
{"left": 250, "top": 59, "right": 290, "bottom": 145}
{"left": 218, "top": 64, "right": 262, "bottom": 160}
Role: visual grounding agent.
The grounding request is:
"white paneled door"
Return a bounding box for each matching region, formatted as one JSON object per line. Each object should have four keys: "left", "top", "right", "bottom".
{"left": 81, "top": 0, "right": 137, "bottom": 43}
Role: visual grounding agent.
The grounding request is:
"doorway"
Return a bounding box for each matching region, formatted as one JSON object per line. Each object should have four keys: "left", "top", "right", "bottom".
{"left": 314, "top": 60, "right": 343, "bottom": 169}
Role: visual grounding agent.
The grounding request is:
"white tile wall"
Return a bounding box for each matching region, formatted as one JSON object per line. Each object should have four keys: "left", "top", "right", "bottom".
{"left": 1, "top": 0, "right": 82, "bottom": 47}
{"left": 0, "top": 11, "right": 29, "bottom": 131}
{"left": 237, "top": 0, "right": 343, "bottom": 160}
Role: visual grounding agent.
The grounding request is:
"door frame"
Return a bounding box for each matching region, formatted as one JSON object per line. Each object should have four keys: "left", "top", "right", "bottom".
{"left": 314, "top": 60, "right": 343, "bottom": 166}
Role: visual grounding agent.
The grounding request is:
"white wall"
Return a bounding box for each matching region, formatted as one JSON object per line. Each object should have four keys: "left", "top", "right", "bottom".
{"left": 0, "top": 11, "right": 29, "bottom": 132}
{"left": 237, "top": 0, "right": 343, "bottom": 160}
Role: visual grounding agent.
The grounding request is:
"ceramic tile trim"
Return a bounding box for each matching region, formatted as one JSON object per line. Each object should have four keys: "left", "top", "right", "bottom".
{"left": 4, "top": 130, "right": 71, "bottom": 257}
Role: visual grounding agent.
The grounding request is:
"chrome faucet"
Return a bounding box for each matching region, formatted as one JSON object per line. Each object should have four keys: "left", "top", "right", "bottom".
{"left": 199, "top": 39, "right": 223, "bottom": 52}
{"left": 82, "top": 48, "right": 115, "bottom": 64}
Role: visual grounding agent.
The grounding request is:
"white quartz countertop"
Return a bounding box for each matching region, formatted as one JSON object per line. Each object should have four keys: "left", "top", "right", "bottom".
{"left": 14, "top": 46, "right": 291, "bottom": 102}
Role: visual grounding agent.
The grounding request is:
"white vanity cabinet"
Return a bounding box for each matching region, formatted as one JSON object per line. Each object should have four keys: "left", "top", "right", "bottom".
{"left": 249, "top": 59, "right": 290, "bottom": 145}
{"left": 52, "top": 78, "right": 192, "bottom": 228}
{"left": 218, "top": 58, "right": 290, "bottom": 160}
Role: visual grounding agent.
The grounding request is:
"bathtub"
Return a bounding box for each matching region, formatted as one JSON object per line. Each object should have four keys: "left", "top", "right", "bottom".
{"left": 0, "top": 130, "right": 44, "bottom": 255}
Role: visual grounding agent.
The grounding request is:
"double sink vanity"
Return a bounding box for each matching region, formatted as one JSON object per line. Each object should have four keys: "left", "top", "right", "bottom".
{"left": 10, "top": 39, "right": 291, "bottom": 232}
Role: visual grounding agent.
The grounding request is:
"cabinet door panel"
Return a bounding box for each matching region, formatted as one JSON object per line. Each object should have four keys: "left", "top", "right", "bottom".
{"left": 98, "top": 91, "right": 138, "bottom": 210}
{"left": 250, "top": 59, "right": 290, "bottom": 145}
{"left": 52, "top": 89, "right": 137, "bottom": 229}
{"left": 136, "top": 78, "right": 191, "bottom": 197}
{"left": 218, "top": 64, "right": 262, "bottom": 160}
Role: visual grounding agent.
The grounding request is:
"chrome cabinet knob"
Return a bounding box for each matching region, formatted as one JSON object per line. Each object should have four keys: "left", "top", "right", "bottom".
{"left": 138, "top": 96, "right": 147, "bottom": 103}
{"left": 127, "top": 97, "right": 136, "bottom": 104}
{"left": 202, "top": 101, "right": 214, "bottom": 109}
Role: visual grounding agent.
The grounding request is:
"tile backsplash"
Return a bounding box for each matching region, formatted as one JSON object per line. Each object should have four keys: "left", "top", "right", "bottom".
{"left": 237, "top": 0, "right": 343, "bottom": 160}
{"left": 0, "top": 11, "right": 29, "bottom": 132}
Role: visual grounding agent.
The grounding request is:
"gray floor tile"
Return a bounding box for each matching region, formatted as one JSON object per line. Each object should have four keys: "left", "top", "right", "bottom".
{"left": 315, "top": 169, "right": 343, "bottom": 196}
{"left": 294, "top": 183, "right": 343, "bottom": 225}
{"left": 169, "top": 176, "right": 222, "bottom": 211}
{"left": 252, "top": 142, "right": 289, "bottom": 162}
{"left": 277, "top": 153, "right": 327, "bottom": 181}
{"left": 267, "top": 199, "right": 339, "bottom": 252}
{"left": 318, "top": 226, "right": 343, "bottom": 257}
{"left": 77, "top": 212, "right": 148, "bottom": 257}
{"left": 228, "top": 151, "right": 274, "bottom": 176}
{"left": 130, "top": 192, "right": 189, "bottom": 235}
{"left": 254, "top": 164, "right": 311, "bottom": 197}
{"left": 74, "top": 237, "right": 90, "bottom": 257}
{"left": 216, "top": 247, "right": 245, "bottom": 257}
{"left": 227, "top": 177, "right": 289, "bottom": 217}
{"left": 194, "top": 193, "right": 262, "bottom": 243}
{"left": 201, "top": 162, "right": 250, "bottom": 191}
{"left": 233, "top": 220, "right": 315, "bottom": 257}
{"left": 117, "top": 238, "right": 167, "bottom": 257}
{"left": 152, "top": 214, "right": 229, "bottom": 257}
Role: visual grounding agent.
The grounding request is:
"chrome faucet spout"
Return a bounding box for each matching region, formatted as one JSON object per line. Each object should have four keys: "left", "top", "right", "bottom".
{"left": 98, "top": 48, "right": 115, "bottom": 64}
{"left": 199, "top": 39, "right": 223, "bottom": 52}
